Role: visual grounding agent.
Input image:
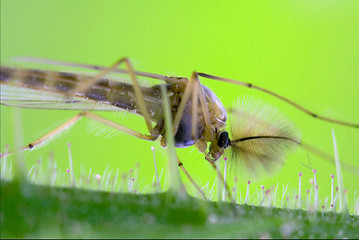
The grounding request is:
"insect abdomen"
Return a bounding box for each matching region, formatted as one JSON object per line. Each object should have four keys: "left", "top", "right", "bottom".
{"left": 0, "top": 67, "right": 15, "bottom": 83}
{"left": 0, "top": 67, "right": 79, "bottom": 94}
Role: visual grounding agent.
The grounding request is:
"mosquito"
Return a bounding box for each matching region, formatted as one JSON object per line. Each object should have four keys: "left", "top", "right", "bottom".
{"left": 0, "top": 57, "right": 358, "bottom": 198}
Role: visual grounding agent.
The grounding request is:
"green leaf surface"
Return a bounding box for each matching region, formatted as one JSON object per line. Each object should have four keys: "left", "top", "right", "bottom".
{"left": 1, "top": 180, "right": 358, "bottom": 238}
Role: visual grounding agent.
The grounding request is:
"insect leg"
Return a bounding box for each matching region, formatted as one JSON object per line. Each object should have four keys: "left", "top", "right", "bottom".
{"left": 192, "top": 72, "right": 213, "bottom": 139}
{"left": 198, "top": 72, "right": 359, "bottom": 128}
{"left": 79, "top": 111, "right": 158, "bottom": 140}
{"left": 160, "top": 84, "right": 207, "bottom": 200}
{"left": 178, "top": 160, "right": 207, "bottom": 200}
{"left": 210, "top": 162, "right": 234, "bottom": 202}
{"left": 188, "top": 74, "right": 229, "bottom": 192}
{"left": 191, "top": 78, "right": 199, "bottom": 139}
{"left": 172, "top": 75, "right": 194, "bottom": 135}
{"left": 0, "top": 111, "right": 158, "bottom": 159}
{"left": 172, "top": 72, "right": 234, "bottom": 201}
{"left": 73, "top": 58, "right": 154, "bottom": 134}
{"left": 1, "top": 113, "right": 84, "bottom": 158}
{"left": 172, "top": 71, "right": 213, "bottom": 138}
{"left": 118, "top": 58, "right": 154, "bottom": 134}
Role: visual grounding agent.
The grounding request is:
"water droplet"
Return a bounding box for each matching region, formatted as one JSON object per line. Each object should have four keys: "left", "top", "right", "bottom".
{"left": 208, "top": 214, "right": 218, "bottom": 224}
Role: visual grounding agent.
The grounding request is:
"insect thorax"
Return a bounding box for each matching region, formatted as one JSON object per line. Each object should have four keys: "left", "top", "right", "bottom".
{"left": 161, "top": 82, "right": 228, "bottom": 150}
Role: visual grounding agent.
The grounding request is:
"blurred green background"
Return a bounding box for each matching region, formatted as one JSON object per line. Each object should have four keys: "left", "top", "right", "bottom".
{"left": 1, "top": 0, "right": 358, "bottom": 209}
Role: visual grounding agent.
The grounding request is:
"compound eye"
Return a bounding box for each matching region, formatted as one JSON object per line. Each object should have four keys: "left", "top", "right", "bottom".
{"left": 217, "top": 131, "right": 230, "bottom": 149}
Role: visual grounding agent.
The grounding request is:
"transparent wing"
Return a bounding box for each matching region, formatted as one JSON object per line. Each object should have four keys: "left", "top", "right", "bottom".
{"left": 13, "top": 56, "right": 182, "bottom": 83}
{"left": 0, "top": 84, "right": 123, "bottom": 111}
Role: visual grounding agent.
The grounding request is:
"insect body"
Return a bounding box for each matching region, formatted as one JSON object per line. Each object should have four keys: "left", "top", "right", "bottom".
{"left": 0, "top": 63, "right": 228, "bottom": 161}
{"left": 0, "top": 57, "right": 357, "bottom": 175}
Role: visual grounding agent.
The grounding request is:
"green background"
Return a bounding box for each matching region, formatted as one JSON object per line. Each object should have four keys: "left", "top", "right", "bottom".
{"left": 1, "top": 0, "right": 358, "bottom": 210}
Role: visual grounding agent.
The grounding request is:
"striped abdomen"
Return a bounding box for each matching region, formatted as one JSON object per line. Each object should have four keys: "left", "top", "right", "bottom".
{"left": 0, "top": 66, "right": 164, "bottom": 121}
